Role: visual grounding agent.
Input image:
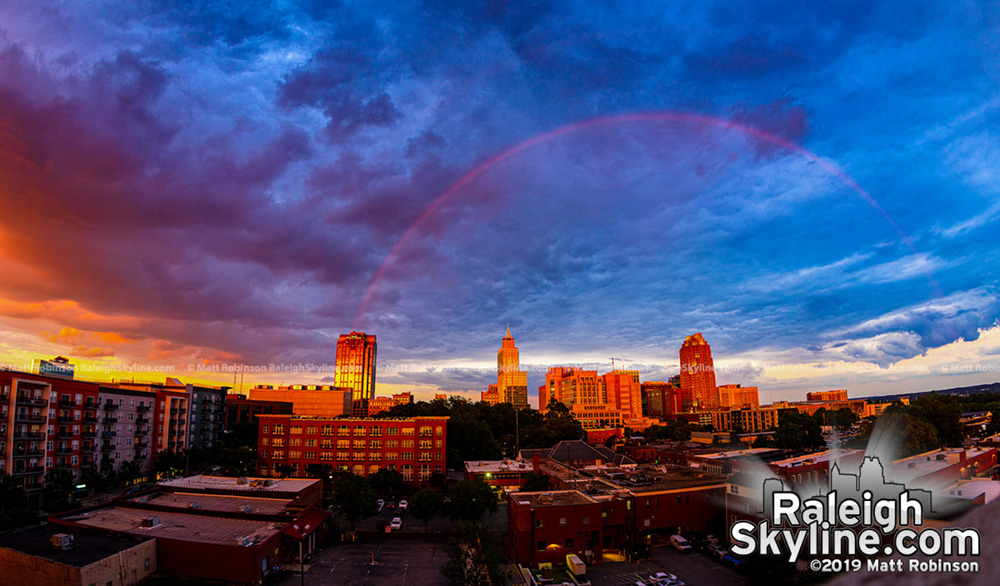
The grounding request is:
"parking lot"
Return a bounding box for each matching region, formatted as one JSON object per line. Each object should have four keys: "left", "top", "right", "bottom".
{"left": 273, "top": 535, "right": 451, "bottom": 586}
{"left": 585, "top": 545, "right": 748, "bottom": 586}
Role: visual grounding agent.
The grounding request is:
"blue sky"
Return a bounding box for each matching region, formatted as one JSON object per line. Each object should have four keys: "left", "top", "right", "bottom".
{"left": 0, "top": 1, "right": 997, "bottom": 403}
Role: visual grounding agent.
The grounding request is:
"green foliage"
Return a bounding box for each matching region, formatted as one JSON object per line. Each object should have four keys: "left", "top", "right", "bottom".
{"left": 331, "top": 473, "right": 378, "bottom": 531}
{"left": 447, "top": 479, "right": 499, "bottom": 524}
{"left": 369, "top": 468, "right": 404, "bottom": 496}
{"left": 521, "top": 472, "right": 550, "bottom": 492}
{"left": 43, "top": 468, "right": 77, "bottom": 513}
{"left": 154, "top": 450, "right": 185, "bottom": 478}
{"left": 0, "top": 474, "right": 39, "bottom": 530}
{"left": 409, "top": 488, "right": 443, "bottom": 531}
{"left": 908, "top": 393, "right": 963, "bottom": 446}
{"left": 217, "top": 446, "right": 258, "bottom": 476}
{"left": 877, "top": 412, "right": 940, "bottom": 457}
{"left": 227, "top": 421, "right": 259, "bottom": 449}
{"left": 814, "top": 407, "right": 859, "bottom": 431}
{"left": 768, "top": 411, "right": 825, "bottom": 449}
{"left": 441, "top": 521, "right": 511, "bottom": 586}
{"left": 118, "top": 460, "right": 143, "bottom": 485}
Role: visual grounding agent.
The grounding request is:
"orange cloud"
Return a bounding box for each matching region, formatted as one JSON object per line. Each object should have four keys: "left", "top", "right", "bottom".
{"left": 0, "top": 298, "right": 150, "bottom": 330}
{"left": 41, "top": 326, "right": 82, "bottom": 343}
{"left": 71, "top": 346, "right": 115, "bottom": 358}
{"left": 93, "top": 331, "right": 137, "bottom": 344}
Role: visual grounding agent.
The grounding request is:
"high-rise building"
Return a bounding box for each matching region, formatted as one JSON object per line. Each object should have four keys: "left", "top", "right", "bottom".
{"left": 335, "top": 331, "right": 377, "bottom": 417}
{"left": 641, "top": 381, "right": 682, "bottom": 418}
{"left": 482, "top": 384, "right": 500, "bottom": 406}
{"left": 603, "top": 371, "right": 642, "bottom": 420}
{"left": 679, "top": 333, "right": 718, "bottom": 411}
{"left": 497, "top": 326, "right": 528, "bottom": 409}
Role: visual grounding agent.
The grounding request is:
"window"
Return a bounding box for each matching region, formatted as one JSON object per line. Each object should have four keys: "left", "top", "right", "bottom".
{"left": 305, "top": 451, "right": 316, "bottom": 460}
{"left": 321, "top": 439, "right": 334, "bottom": 449}
{"left": 289, "top": 451, "right": 301, "bottom": 459}
{"left": 559, "top": 517, "right": 566, "bottom": 526}
{"left": 273, "top": 425, "right": 284, "bottom": 434}
{"left": 435, "top": 440, "right": 443, "bottom": 448}
{"left": 387, "top": 427, "right": 399, "bottom": 436}
{"left": 272, "top": 438, "right": 285, "bottom": 447}
{"left": 305, "top": 426, "right": 318, "bottom": 435}
{"left": 402, "top": 440, "right": 414, "bottom": 448}
{"left": 353, "top": 427, "right": 366, "bottom": 436}
{"left": 337, "top": 439, "right": 350, "bottom": 449}
{"left": 434, "top": 452, "right": 442, "bottom": 460}
{"left": 291, "top": 438, "right": 302, "bottom": 447}
{"left": 337, "top": 452, "right": 349, "bottom": 461}
{"left": 387, "top": 440, "right": 398, "bottom": 448}
{"left": 273, "top": 450, "right": 284, "bottom": 459}
{"left": 370, "top": 440, "right": 382, "bottom": 450}
{"left": 403, "top": 452, "right": 413, "bottom": 460}
{"left": 353, "top": 440, "right": 366, "bottom": 449}
{"left": 321, "top": 425, "right": 335, "bottom": 436}
{"left": 370, "top": 426, "right": 382, "bottom": 437}
{"left": 419, "top": 440, "right": 431, "bottom": 450}
{"left": 290, "top": 426, "right": 302, "bottom": 434}
{"left": 260, "top": 450, "right": 269, "bottom": 459}
{"left": 435, "top": 426, "right": 443, "bottom": 435}
{"left": 419, "top": 453, "right": 431, "bottom": 461}
{"left": 582, "top": 516, "right": 590, "bottom": 525}
{"left": 352, "top": 465, "right": 364, "bottom": 475}
{"left": 419, "top": 426, "right": 432, "bottom": 437}
{"left": 354, "top": 452, "right": 366, "bottom": 461}
{"left": 337, "top": 426, "right": 350, "bottom": 437}
{"left": 535, "top": 519, "right": 543, "bottom": 528}
{"left": 305, "top": 439, "right": 316, "bottom": 447}
{"left": 402, "top": 427, "right": 414, "bottom": 436}
{"left": 386, "top": 452, "right": 398, "bottom": 461}
{"left": 145, "top": 558, "right": 150, "bottom": 569}
{"left": 320, "top": 452, "right": 334, "bottom": 461}
{"left": 262, "top": 425, "right": 270, "bottom": 434}
{"left": 370, "top": 453, "right": 382, "bottom": 461}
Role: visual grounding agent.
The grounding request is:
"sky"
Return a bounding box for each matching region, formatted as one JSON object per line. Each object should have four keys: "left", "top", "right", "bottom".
{"left": 0, "top": 1, "right": 998, "bottom": 406}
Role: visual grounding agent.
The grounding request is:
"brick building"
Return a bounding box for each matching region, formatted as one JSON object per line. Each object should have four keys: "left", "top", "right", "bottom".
{"left": 224, "top": 396, "right": 294, "bottom": 427}
{"left": 257, "top": 415, "right": 448, "bottom": 483}
{"left": 247, "top": 385, "right": 352, "bottom": 418}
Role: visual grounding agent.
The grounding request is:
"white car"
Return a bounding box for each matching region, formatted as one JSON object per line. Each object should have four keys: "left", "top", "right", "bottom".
{"left": 390, "top": 517, "right": 402, "bottom": 530}
{"left": 376, "top": 499, "right": 385, "bottom": 512}
{"left": 398, "top": 500, "right": 408, "bottom": 510}
{"left": 648, "top": 572, "right": 681, "bottom": 585}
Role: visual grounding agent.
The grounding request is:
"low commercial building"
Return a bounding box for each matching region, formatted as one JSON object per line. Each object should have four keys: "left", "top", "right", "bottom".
{"left": 50, "top": 475, "right": 329, "bottom": 585}
{"left": 0, "top": 525, "right": 156, "bottom": 586}
{"left": 257, "top": 415, "right": 448, "bottom": 483}
{"left": 465, "top": 459, "right": 536, "bottom": 493}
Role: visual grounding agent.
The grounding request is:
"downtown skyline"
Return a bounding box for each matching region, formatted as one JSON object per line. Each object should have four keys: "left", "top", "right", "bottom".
{"left": 0, "top": 1, "right": 998, "bottom": 404}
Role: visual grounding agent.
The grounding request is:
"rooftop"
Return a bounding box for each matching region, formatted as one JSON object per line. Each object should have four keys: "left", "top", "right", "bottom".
{"left": 0, "top": 525, "right": 150, "bottom": 567}
{"left": 941, "top": 479, "right": 1000, "bottom": 504}
{"left": 769, "top": 449, "right": 864, "bottom": 469}
{"left": 591, "top": 464, "right": 727, "bottom": 493}
{"left": 130, "top": 491, "right": 293, "bottom": 515}
{"left": 159, "top": 475, "right": 319, "bottom": 494}
{"left": 890, "top": 447, "right": 993, "bottom": 484}
{"left": 465, "top": 459, "right": 533, "bottom": 474}
{"left": 512, "top": 490, "right": 597, "bottom": 508}
{"left": 63, "top": 507, "right": 280, "bottom": 547}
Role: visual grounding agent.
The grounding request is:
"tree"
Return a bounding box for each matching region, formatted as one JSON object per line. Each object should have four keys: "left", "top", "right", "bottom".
{"left": 770, "top": 412, "right": 824, "bottom": 449}
{"left": 369, "top": 468, "right": 403, "bottom": 497}
{"left": 154, "top": 450, "right": 185, "bottom": 478}
{"left": 876, "top": 412, "right": 939, "bottom": 457}
{"left": 43, "top": 468, "right": 76, "bottom": 512}
{"left": 0, "top": 474, "right": 38, "bottom": 530}
{"left": 447, "top": 479, "right": 498, "bottom": 524}
{"left": 227, "top": 421, "right": 259, "bottom": 449}
{"left": 909, "top": 393, "right": 963, "bottom": 446}
{"left": 331, "top": 473, "right": 378, "bottom": 532}
{"left": 218, "top": 446, "right": 258, "bottom": 476}
{"left": 118, "top": 460, "right": 143, "bottom": 486}
{"left": 409, "top": 488, "right": 443, "bottom": 532}
{"left": 521, "top": 472, "right": 550, "bottom": 492}
{"left": 441, "top": 521, "right": 511, "bottom": 586}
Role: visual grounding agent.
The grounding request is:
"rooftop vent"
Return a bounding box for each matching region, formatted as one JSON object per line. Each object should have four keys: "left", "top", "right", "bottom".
{"left": 237, "top": 477, "right": 248, "bottom": 485}
{"left": 188, "top": 501, "right": 201, "bottom": 509}
{"left": 908, "top": 462, "right": 917, "bottom": 469}
{"left": 235, "top": 536, "right": 252, "bottom": 547}
{"left": 50, "top": 533, "right": 74, "bottom": 550}
{"left": 141, "top": 516, "right": 160, "bottom": 527}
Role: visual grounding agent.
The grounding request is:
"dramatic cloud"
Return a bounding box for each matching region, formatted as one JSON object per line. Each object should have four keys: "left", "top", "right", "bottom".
{"left": 0, "top": 0, "right": 997, "bottom": 399}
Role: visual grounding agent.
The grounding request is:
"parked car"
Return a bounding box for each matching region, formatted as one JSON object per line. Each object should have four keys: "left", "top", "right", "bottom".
{"left": 390, "top": 517, "right": 402, "bottom": 530}
{"left": 398, "top": 499, "right": 408, "bottom": 511}
{"left": 670, "top": 535, "right": 693, "bottom": 553}
{"left": 706, "top": 544, "right": 726, "bottom": 560}
{"left": 386, "top": 501, "right": 396, "bottom": 510}
{"left": 648, "top": 572, "right": 682, "bottom": 585}
{"left": 704, "top": 534, "right": 719, "bottom": 545}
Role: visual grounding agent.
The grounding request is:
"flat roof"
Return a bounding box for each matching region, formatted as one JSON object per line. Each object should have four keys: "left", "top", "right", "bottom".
{"left": 132, "top": 491, "right": 293, "bottom": 515}
{"left": 159, "top": 475, "right": 319, "bottom": 494}
{"left": 941, "top": 479, "right": 1000, "bottom": 504}
{"left": 891, "top": 448, "right": 990, "bottom": 483}
{"left": 592, "top": 465, "right": 727, "bottom": 493}
{"left": 0, "top": 525, "right": 150, "bottom": 567}
{"left": 770, "top": 449, "right": 863, "bottom": 468}
{"left": 63, "top": 507, "right": 280, "bottom": 547}
{"left": 700, "top": 448, "right": 778, "bottom": 460}
{"left": 465, "top": 460, "right": 533, "bottom": 474}
{"left": 512, "top": 490, "right": 597, "bottom": 508}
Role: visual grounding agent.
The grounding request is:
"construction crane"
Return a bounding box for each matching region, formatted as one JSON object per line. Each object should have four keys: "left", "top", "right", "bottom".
{"left": 610, "top": 357, "right": 631, "bottom": 372}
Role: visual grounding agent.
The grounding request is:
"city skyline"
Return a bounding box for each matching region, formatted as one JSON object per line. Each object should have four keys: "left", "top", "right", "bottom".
{"left": 0, "top": 2, "right": 998, "bottom": 404}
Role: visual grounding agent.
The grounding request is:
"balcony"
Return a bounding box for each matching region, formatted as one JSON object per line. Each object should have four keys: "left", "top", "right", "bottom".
{"left": 136, "top": 415, "right": 149, "bottom": 424}
{"left": 134, "top": 428, "right": 147, "bottom": 436}
{"left": 59, "top": 398, "right": 74, "bottom": 407}
{"left": 101, "top": 431, "right": 117, "bottom": 438}
{"left": 136, "top": 404, "right": 150, "bottom": 412}
{"left": 102, "top": 417, "right": 118, "bottom": 424}
{"left": 136, "top": 440, "right": 148, "bottom": 449}
{"left": 82, "top": 430, "right": 97, "bottom": 438}
{"left": 13, "top": 431, "right": 44, "bottom": 440}
{"left": 57, "top": 415, "right": 74, "bottom": 424}
{"left": 103, "top": 401, "right": 118, "bottom": 410}
{"left": 56, "top": 447, "right": 72, "bottom": 455}
{"left": 101, "top": 443, "right": 114, "bottom": 451}
{"left": 83, "top": 415, "right": 98, "bottom": 424}
{"left": 16, "top": 396, "right": 47, "bottom": 407}
{"left": 12, "top": 466, "right": 43, "bottom": 476}
{"left": 81, "top": 444, "right": 96, "bottom": 453}
{"left": 25, "top": 483, "right": 43, "bottom": 491}
{"left": 12, "top": 449, "right": 43, "bottom": 458}
{"left": 56, "top": 430, "right": 73, "bottom": 439}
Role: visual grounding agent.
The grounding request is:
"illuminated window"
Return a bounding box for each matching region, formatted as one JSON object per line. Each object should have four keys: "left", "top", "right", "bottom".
{"left": 419, "top": 440, "right": 431, "bottom": 450}
{"left": 305, "top": 426, "right": 318, "bottom": 435}
{"left": 402, "top": 428, "right": 414, "bottom": 436}
{"left": 273, "top": 425, "right": 284, "bottom": 434}
{"left": 435, "top": 440, "right": 443, "bottom": 448}
{"left": 370, "top": 452, "right": 382, "bottom": 461}
{"left": 306, "top": 439, "right": 316, "bottom": 447}
{"left": 290, "top": 426, "right": 302, "bottom": 434}
{"left": 291, "top": 438, "right": 302, "bottom": 447}
{"left": 304, "top": 451, "right": 316, "bottom": 459}
{"left": 370, "top": 440, "right": 382, "bottom": 450}
{"left": 435, "top": 426, "right": 443, "bottom": 435}
{"left": 320, "top": 452, "right": 333, "bottom": 461}
{"left": 403, "top": 452, "right": 413, "bottom": 461}
{"left": 321, "top": 426, "right": 335, "bottom": 436}
{"left": 273, "top": 450, "right": 284, "bottom": 459}
{"left": 370, "top": 426, "right": 382, "bottom": 437}
{"left": 419, "top": 426, "right": 432, "bottom": 437}
{"left": 337, "top": 452, "right": 349, "bottom": 461}
{"left": 289, "top": 451, "right": 301, "bottom": 459}
{"left": 387, "top": 440, "right": 398, "bottom": 448}
{"left": 354, "top": 452, "right": 366, "bottom": 461}
{"left": 272, "top": 438, "right": 285, "bottom": 448}
{"left": 402, "top": 440, "right": 414, "bottom": 448}
{"left": 262, "top": 425, "right": 270, "bottom": 434}
{"left": 386, "top": 452, "right": 398, "bottom": 460}
{"left": 262, "top": 438, "right": 270, "bottom": 446}
{"left": 419, "top": 453, "right": 431, "bottom": 461}
{"left": 337, "top": 426, "right": 350, "bottom": 437}
{"left": 387, "top": 427, "right": 399, "bottom": 436}
{"left": 353, "top": 427, "right": 366, "bottom": 436}
{"left": 321, "top": 439, "right": 334, "bottom": 449}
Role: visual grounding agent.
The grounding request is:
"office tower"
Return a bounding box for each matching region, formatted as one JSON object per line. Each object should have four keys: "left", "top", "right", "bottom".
{"left": 482, "top": 384, "right": 500, "bottom": 406}
{"left": 679, "top": 332, "right": 718, "bottom": 411}
{"left": 717, "top": 384, "right": 760, "bottom": 410}
{"left": 603, "top": 371, "right": 642, "bottom": 420}
{"left": 497, "top": 326, "right": 529, "bottom": 409}
{"left": 336, "top": 331, "right": 377, "bottom": 417}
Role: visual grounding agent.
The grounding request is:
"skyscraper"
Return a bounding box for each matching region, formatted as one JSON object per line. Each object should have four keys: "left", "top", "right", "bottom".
{"left": 336, "top": 331, "right": 377, "bottom": 417}
{"left": 497, "top": 326, "right": 528, "bottom": 410}
{"left": 679, "top": 332, "right": 718, "bottom": 411}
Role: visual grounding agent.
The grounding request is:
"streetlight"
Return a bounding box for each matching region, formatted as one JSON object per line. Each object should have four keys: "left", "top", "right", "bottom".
{"left": 292, "top": 523, "right": 311, "bottom": 586}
